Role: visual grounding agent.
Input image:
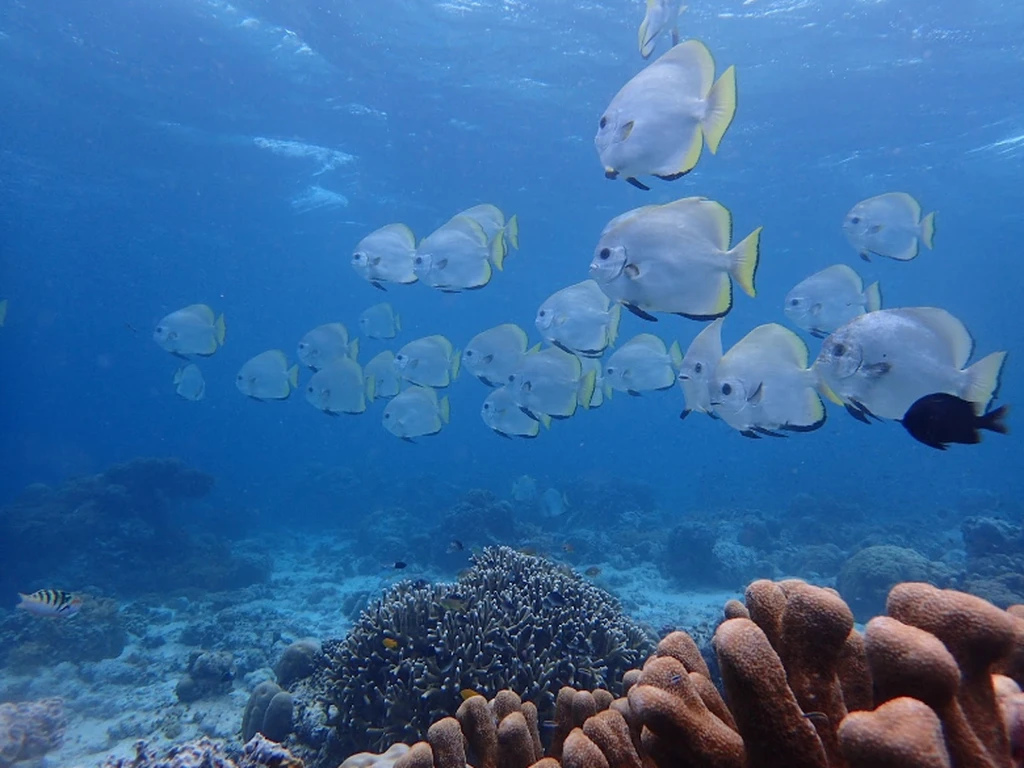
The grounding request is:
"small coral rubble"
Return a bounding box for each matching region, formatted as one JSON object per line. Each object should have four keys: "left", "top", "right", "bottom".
{"left": 0, "top": 697, "right": 66, "bottom": 768}
{"left": 97, "top": 734, "right": 302, "bottom": 768}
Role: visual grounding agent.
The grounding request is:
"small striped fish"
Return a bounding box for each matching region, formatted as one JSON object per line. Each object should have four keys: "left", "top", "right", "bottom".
{"left": 16, "top": 589, "right": 82, "bottom": 617}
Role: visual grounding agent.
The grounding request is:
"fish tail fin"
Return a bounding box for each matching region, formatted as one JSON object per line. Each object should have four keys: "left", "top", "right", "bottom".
{"left": 451, "top": 350, "right": 462, "bottom": 381}
{"left": 608, "top": 303, "right": 622, "bottom": 346}
{"left": 864, "top": 281, "right": 882, "bottom": 313}
{"left": 505, "top": 214, "right": 520, "bottom": 250}
{"left": 439, "top": 396, "right": 451, "bottom": 424}
{"left": 964, "top": 351, "right": 1007, "bottom": 414}
{"left": 980, "top": 404, "right": 1010, "bottom": 436}
{"left": 365, "top": 374, "right": 376, "bottom": 402}
{"left": 0, "top": 298, "right": 8, "bottom": 326}
{"left": 539, "top": 413, "right": 552, "bottom": 430}
{"left": 395, "top": 313, "right": 401, "bottom": 332}
{"left": 215, "top": 314, "right": 227, "bottom": 346}
{"left": 702, "top": 65, "right": 737, "bottom": 154}
{"left": 669, "top": 340, "right": 683, "bottom": 368}
{"left": 173, "top": 368, "right": 184, "bottom": 385}
{"left": 288, "top": 364, "right": 299, "bottom": 389}
{"left": 728, "top": 226, "right": 761, "bottom": 298}
{"left": 489, "top": 236, "right": 507, "bottom": 271}
{"left": 349, "top": 338, "right": 360, "bottom": 362}
{"left": 578, "top": 370, "right": 597, "bottom": 409}
{"left": 603, "top": 381, "right": 614, "bottom": 401}
{"left": 920, "top": 211, "right": 937, "bottom": 249}
{"left": 638, "top": 3, "right": 655, "bottom": 58}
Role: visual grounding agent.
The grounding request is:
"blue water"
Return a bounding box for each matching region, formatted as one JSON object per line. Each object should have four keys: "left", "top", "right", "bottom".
{"left": 2, "top": 0, "right": 1022, "bottom": 527}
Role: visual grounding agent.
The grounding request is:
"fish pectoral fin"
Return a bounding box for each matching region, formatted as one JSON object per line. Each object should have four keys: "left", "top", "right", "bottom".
{"left": 809, "top": 328, "right": 828, "bottom": 339}
{"left": 626, "top": 177, "right": 651, "bottom": 191}
{"left": 624, "top": 303, "right": 658, "bottom": 322}
{"left": 372, "top": 281, "right": 387, "bottom": 291}
{"left": 519, "top": 406, "right": 540, "bottom": 422}
{"left": 679, "top": 409, "right": 691, "bottom": 420}
{"left": 858, "top": 252, "right": 872, "bottom": 263}
{"left": 624, "top": 263, "right": 642, "bottom": 280}
{"left": 747, "top": 381, "right": 765, "bottom": 404}
{"left": 863, "top": 361, "right": 892, "bottom": 378}
{"left": 627, "top": 389, "right": 642, "bottom": 397}
{"left": 869, "top": 224, "right": 884, "bottom": 234}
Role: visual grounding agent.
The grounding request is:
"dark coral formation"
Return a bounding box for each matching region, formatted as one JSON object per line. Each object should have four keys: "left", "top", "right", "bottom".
{"left": 361, "top": 579, "right": 1024, "bottom": 768}
{"left": 0, "top": 457, "right": 270, "bottom": 599}
{"left": 99, "top": 734, "right": 302, "bottom": 768}
{"left": 0, "top": 697, "right": 66, "bottom": 768}
{"left": 0, "top": 594, "right": 127, "bottom": 669}
{"left": 243, "top": 681, "right": 295, "bottom": 743}
{"left": 837, "top": 544, "right": 954, "bottom": 620}
{"left": 175, "top": 650, "right": 236, "bottom": 703}
{"left": 303, "top": 546, "right": 654, "bottom": 762}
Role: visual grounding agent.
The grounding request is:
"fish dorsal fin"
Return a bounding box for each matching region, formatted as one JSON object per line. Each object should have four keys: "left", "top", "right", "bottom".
{"left": 415, "top": 384, "right": 439, "bottom": 406}
{"left": 899, "top": 307, "right": 973, "bottom": 369}
{"left": 382, "top": 222, "right": 417, "bottom": 248}
{"left": 264, "top": 349, "right": 289, "bottom": 367}
{"left": 626, "top": 333, "right": 668, "bottom": 355}
{"left": 424, "top": 335, "right": 454, "bottom": 358}
{"left": 661, "top": 39, "right": 716, "bottom": 97}
{"left": 687, "top": 317, "right": 725, "bottom": 360}
{"left": 183, "top": 304, "right": 215, "bottom": 323}
{"left": 818, "top": 264, "right": 863, "bottom": 293}
{"left": 882, "top": 192, "right": 922, "bottom": 222}
{"left": 735, "top": 324, "right": 808, "bottom": 368}
{"left": 449, "top": 215, "right": 489, "bottom": 245}
{"left": 325, "top": 322, "right": 349, "bottom": 340}
{"left": 663, "top": 197, "right": 731, "bottom": 250}
{"left": 571, "top": 279, "right": 610, "bottom": 308}
{"left": 600, "top": 205, "right": 662, "bottom": 237}
{"left": 503, "top": 323, "right": 529, "bottom": 351}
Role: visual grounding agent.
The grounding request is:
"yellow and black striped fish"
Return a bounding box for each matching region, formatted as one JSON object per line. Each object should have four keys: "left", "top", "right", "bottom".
{"left": 16, "top": 589, "right": 83, "bottom": 617}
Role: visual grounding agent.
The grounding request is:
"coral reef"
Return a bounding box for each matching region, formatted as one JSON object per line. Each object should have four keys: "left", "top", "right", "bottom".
{"left": 349, "top": 579, "right": 1024, "bottom": 768}
{"left": 242, "top": 681, "right": 295, "bottom": 743}
{"left": 176, "top": 650, "right": 235, "bottom": 703}
{"left": 96, "top": 734, "right": 302, "bottom": 768}
{"left": 837, "top": 545, "right": 953, "bottom": 620}
{"left": 0, "top": 594, "right": 127, "bottom": 669}
{"left": 298, "top": 546, "right": 654, "bottom": 763}
{"left": 0, "top": 697, "right": 66, "bottom": 768}
{"left": 0, "top": 457, "right": 270, "bottom": 599}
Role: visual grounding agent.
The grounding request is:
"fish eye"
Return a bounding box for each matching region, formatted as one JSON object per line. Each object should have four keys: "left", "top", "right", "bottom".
{"left": 156, "top": 326, "right": 164, "bottom": 334}
{"left": 236, "top": 374, "right": 244, "bottom": 381}
{"left": 298, "top": 342, "right": 307, "bottom": 350}
{"left": 606, "top": 366, "right": 615, "bottom": 375}
{"left": 599, "top": 247, "right": 610, "bottom": 260}
{"left": 538, "top": 309, "right": 546, "bottom": 317}
{"left": 384, "top": 413, "right": 391, "bottom": 420}
{"left": 599, "top": 116, "right": 608, "bottom": 129}
{"left": 465, "top": 349, "right": 473, "bottom": 357}
{"left": 850, "top": 216, "right": 860, "bottom": 224}
{"left": 694, "top": 362, "right": 703, "bottom": 374}
{"left": 833, "top": 343, "right": 846, "bottom": 357}
{"left": 789, "top": 298, "right": 800, "bottom": 307}
{"left": 721, "top": 383, "right": 732, "bottom": 396}
{"left": 307, "top": 386, "right": 314, "bottom": 393}
{"left": 483, "top": 403, "right": 491, "bottom": 411}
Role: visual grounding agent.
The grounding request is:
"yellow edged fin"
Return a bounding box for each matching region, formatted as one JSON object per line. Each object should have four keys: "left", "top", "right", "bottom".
{"left": 728, "top": 226, "right": 761, "bottom": 298}
{"left": 365, "top": 374, "right": 376, "bottom": 402}
{"left": 702, "top": 65, "right": 737, "bottom": 154}
{"left": 505, "top": 214, "right": 519, "bottom": 250}
{"left": 451, "top": 349, "right": 462, "bottom": 381}
{"left": 864, "top": 281, "right": 882, "bottom": 313}
{"left": 709, "top": 274, "right": 733, "bottom": 316}
{"left": 669, "top": 340, "right": 683, "bottom": 368}
{"left": 607, "top": 303, "right": 622, "bottom": 346}
{"left": 818, "top": 380, "right": 845, "bottom": 406}
{"left": 964, "top": 351, "right": 1007, "bottom": 414}
{"left": 395, "top": 313, "right": 401, "bottom": 332}
{"left": 676, "top": 122, "right": 704, "bottom": 176}
{"left": 288, "top": 365, "right": 299, "bottom": 389}
{"left": 215, "top": 314, "right": 227, "bottom": 346}
{"left": 793, "top": 389, "right": 826, "bottom": 429}
{"left": 920, "top": 211, "right": 937, "bottom": 249}
{"left": 603, "top": 381, "right": 614, "bottom": 401}
{"left": 638, "top": 11, "right": 654, "bottom": 59}
{"left": 489, "top": 235, "right": 506, "bottom": 271}
{"left": 439, "top": 396, "right": 451, "bottom": 424}
{"left": 527, "top": 342, "right": 542, "bottom": 354}
{"left": 349, "top": 338, "right": 360, "bottom": 362}
{"left": 578, "top": 370, "right": 597, "bottom": 410}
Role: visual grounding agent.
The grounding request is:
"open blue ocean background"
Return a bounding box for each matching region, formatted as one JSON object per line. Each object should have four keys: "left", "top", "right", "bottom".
{"left": 2, "top": 0, "right": 1022, "bottom": 523}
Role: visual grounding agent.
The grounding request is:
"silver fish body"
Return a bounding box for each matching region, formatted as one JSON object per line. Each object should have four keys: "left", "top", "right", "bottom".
{"left": 536, "top": 280, "right": 622, "bottom": 357}
{"left": 154, "top": 304, "right": 226, "bottom": 356}
{"left": 481, "top": 386, "right": 541, "bottom": 439}
{"left": 464, "top": 324, "right": 531, "bottom": 387}
{"left": 236, "top": 350, "right": 299, "bottom": 400}
{"left": 383, "top": 386, "right": 450, "bottom": 440}
{"left": 173, "top": 363, "right": 206, "bottom": 401}
{"left": 677, "top": 317, "right": 724, "bottom": 418}
{"left": 843, "top": 193, "right": 936, "bottom": 262}
{"left": 351, "top": 223, "right": 418, "bottom": 289}
{"left": 784, "top": 264, "right": 882, "bottom": 338}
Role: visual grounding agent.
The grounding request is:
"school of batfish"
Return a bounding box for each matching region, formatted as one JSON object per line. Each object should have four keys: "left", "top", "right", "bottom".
{"left": 152, "top": 15, "right": 1008, "bottom": 451}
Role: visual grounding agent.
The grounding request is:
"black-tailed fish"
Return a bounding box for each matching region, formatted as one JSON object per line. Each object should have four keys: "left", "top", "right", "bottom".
{"left": 481, "top": 386, "right": 543, "bottom": 439}
{"left": 382, "top": 385, "right": 450, "bottom": 441}
{"left": 508, "top": 347, "right": 597, "bottom": 420}
{"left": 174, "top": 363, "right": 206, "bottom": 401}
{"left": 297, "top": 323, "right": 359, "bottom": 370}
{"left": 536, "top": 280, "right": 622, "bottom": 358}
{"left": 236, "top": 350, "right": 299, "bottom": 400}
{"left": 351, "top": 223, "right": 418, "bottom": 290}
{"left": 784, "top": 265, "right": 882, "bottom": 338}
{"left": 358, "top": 303, "right": 401, "bottom": 340}
{"left": 395, "top": 335, "right": 461, "bottom": 388}
{"left": 589, "top": 197, "right": 760, "bottom": 321}
{"left": 154, "top": 304, "right": 226, "bottom": 356}
{"left": 843, "top": 193, "right": 936, "bottom": 262}
{"left": 305, "top": 357, "right": 373, "bottom": 415}
{"left": 638, "top": 0, "right": 685, "bottom": 59}
{"left": 456, "top": 204, "right": 520, "bottom": 270}
{"left": 813, "top": 307, "right": 1006, "bottom": 422}
{"left": 603, "top": 333, "right": 682, "bottom": 395}
{"left": 464, "top": 324, "right": 533, "bottom": 387}
{"left": 414, "top": 216, "right": 495, "bottom": 292}
{"left": 17, "top": 589, "right": 82, "bottom": 618}
{"left": 364, "top": 351, "right": 402, "bottom": 399}
{"left": 677, "top": 317, "right": 724, "bottom": 419}
{"left": 900, "top": 393, "right": 1009, "bottom": 451}
{"left": 711, "top": 323, "right": 827, "bottom": 438}
{"left": 595, "top": 40, "right": 736, "bottom": 189}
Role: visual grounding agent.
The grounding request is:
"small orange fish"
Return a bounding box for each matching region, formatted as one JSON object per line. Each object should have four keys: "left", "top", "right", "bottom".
{"left": 461, "top": 689, "right": 483, "bottom": 701}
{"left": 383, "top": 637, "right": 399, "bottom": 650}
{"left": 584, "top": 566, "right": 601, "bottom": 577}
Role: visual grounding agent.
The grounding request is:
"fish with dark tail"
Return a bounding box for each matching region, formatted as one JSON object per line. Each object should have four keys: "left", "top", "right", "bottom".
{"left": 900, "top": 393, "right": 1009, "bottom": 450}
